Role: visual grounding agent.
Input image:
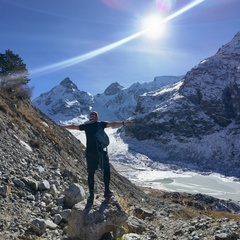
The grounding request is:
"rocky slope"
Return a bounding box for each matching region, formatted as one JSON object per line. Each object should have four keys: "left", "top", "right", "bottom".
{"left": 1, "top": 89, "right": 240, "bottom": 239}
{"left": 0, "top": 89, "right": 141, "bottom": 239}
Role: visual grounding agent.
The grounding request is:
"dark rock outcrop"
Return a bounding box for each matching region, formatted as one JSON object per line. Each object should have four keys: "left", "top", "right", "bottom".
{"left": 104, "top": 82, "right": 124, "bottom": 96}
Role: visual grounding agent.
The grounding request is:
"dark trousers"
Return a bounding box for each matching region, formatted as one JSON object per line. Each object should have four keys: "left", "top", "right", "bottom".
{"left": 87, "top": 150, "right": 110, "bottom": 194}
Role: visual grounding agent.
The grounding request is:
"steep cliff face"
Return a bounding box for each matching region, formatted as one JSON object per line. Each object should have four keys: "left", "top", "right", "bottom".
{"left": 129, "top": 32, "right": 240, "bottom": 176}
{"left": 179, "top": 32, "right": 240, "bottom": 127}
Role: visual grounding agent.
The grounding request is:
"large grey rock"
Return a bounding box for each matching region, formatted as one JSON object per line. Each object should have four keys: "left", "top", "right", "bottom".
{"left": 22, "top": 177, "right": 39, "bottom": 190}
{"left": 39, "top": 180, "right": 50, "bottom": 191}
{"left": 60, "top": 209, "right": 72, "bottom": 221}
{"left": 13, "top": 179, "right": 25, "bottom": 188}
{"left": 30, "top": 218, "right": 58, "bottom": 236}
{"left": 45, "top": 219, "right": 58, "bottom": 230}
{"left": 124, "top": 216, "right": 147, "bottom": 234}
{"left": 67, "top": 197, "right": 128, "bottom": 240}
{"left": 0, "top": 185, "right": 8, "bottom": 197}
{"left": 121, "top": 233, "right": 141, "bottom": 240}
{"left": 64, "top": 183, "right": 86, "bottom": 208}
{"left": 30, "top": 218, "right": 47, "bottom": 235}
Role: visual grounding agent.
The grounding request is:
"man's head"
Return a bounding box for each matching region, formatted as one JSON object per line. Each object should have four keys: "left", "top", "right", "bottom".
{"left": 89, "top": 111, "right": 98, "bottom": 122}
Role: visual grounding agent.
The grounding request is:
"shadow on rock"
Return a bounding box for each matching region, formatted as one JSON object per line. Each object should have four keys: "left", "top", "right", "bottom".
{"left": 67, "top": 196, "right": 128, "bottom": 240}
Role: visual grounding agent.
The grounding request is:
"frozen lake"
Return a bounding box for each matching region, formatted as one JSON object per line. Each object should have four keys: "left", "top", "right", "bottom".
{"left": 113, "top": 162, "right": 240, "bottom": 201}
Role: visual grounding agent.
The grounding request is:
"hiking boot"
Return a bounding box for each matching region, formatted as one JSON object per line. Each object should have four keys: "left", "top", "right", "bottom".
{"left": 104, "top": 190, "right": 113, "bottom": 198}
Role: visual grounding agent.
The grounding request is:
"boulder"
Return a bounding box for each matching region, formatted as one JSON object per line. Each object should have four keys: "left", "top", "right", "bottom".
{"left": 0, "top": 185, "right": 8, "bottom": 197}
{"left": 30, "top": 218, "right": 58, "bottom": 236}
{"left": 64, "top": 183, "right": 86, "bottom": 208}
{"left": 22, "top": 177, "right": 38, "bottom": 190}
{"left": 124, "top": 216, "right": 147, "bottom": 234}
{"left": 13, "top": 179, "right": 25, "bottom": 188}
{"left": 67, "top": 197, "right": 128, "bottom": 240}
{"left": 30, "top": 218, "right": 46, "bottom": 235}
{"left": 39, "top": 180, "right": 50, "bottom": 191}
{"left": 121, "top": 233, "right": 141, "bottom": 240}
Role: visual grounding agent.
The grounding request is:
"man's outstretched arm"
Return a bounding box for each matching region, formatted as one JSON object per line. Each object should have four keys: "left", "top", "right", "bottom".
{"left": 106, "top": 121, "right": 133, "bottom": 128}
{"left": 61, "top": 125, "right": 79, "bottom": 130}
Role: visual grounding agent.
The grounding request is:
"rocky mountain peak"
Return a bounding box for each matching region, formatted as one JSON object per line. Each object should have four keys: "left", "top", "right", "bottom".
{"left": 104, "top": 82, "right": 124, "bottom": 96}
{"left": 216, "top": 31, "right": 240, "bottom": 56}
{"left": 60, "top": 77, "right": 78, "bottom": 90}
{"left": 32, "top": 78, "right": 94, "bottom": 123}
{"left": 179, "top": 31, "right": 240, "bottom": 127}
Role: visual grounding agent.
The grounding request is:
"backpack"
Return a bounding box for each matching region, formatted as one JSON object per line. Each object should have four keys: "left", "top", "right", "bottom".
{"left": 95, "top": 122, "right": 109, "bottom": 149}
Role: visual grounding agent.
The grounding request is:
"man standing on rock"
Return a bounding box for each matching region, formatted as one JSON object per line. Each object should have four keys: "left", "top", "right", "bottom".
{"left": 61, "top": 111, "right": 132, "bottom": 204}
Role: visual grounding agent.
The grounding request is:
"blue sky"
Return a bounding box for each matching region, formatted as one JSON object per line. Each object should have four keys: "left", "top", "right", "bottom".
{"left": 1, "top": 0, "right": 240, "bottom": 99}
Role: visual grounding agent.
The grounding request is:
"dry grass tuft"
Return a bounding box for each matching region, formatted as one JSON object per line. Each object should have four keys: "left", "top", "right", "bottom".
{"left": 0, "top": 90, "right": 10, "bottom": 113}
{"left": 17, "top": 101, "right": 65, "bottom": 149}
{"left": 115, "top": 192, "right": 135, "bottom": 211}
{"left": 0, "top": 101, "right": 8, "bottom": 113}
{"left": 202, "top": 210, "right": 240, "bottom": 220}
{"left": 29, "top": 138, "right": 41, "bottom": 148}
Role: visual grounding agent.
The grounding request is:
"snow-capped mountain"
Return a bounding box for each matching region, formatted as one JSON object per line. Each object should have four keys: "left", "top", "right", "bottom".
{"left": 94, "top": 75, "right": 182, "bottom": 120}
{"left": 128, "top": 32, "right": 240, "bottom": 177}
{"left": 33, "top": 75, "right": 182, "bottom": 123}
{"left": 32, "top": 77, "right": 94, "bottom": 123}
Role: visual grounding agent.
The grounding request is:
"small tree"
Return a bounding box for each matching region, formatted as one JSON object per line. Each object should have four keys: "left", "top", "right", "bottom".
{"left": 0, "top": 49, "right": 30, "bottom": 96}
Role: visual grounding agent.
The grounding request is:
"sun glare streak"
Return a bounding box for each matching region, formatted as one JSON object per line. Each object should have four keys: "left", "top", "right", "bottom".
{"left": 30, "top": 31, "right": 145, "bottom": 77}
{"left": 30, "top": 0, "right": 205, "bottom": 77}
{"left": 162, "top": 0, "right": 205, "bottom": 23}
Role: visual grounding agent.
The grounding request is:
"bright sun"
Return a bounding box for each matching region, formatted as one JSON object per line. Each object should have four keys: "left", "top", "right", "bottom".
{"left": 141, "top": 14, "right": 165, "bottom": 39}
